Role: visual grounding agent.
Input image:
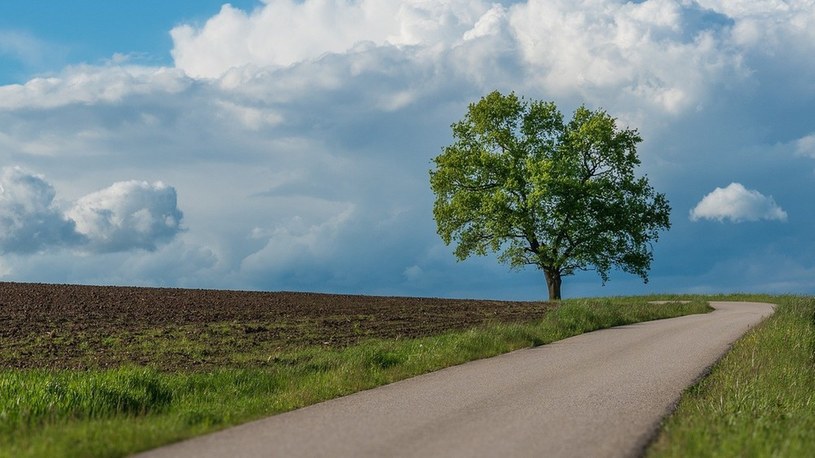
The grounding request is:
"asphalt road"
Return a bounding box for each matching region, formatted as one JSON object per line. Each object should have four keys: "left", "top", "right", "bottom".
{"left": 137, "top": 301, "right": 775, "bottom": 458}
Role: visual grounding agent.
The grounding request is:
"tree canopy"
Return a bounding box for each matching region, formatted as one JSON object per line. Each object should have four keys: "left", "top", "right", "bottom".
{"left": 429, "top": 91, "right": 671, "bottom": 300}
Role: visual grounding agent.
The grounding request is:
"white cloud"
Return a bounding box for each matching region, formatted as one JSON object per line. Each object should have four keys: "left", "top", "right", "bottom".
{"left": 0, "top": 64, "right": 190, "bottom": 110}
{"left": 0, "top": 167, "right": 184, "bottom": 254}
{"left": 0, "top": 167, "right": 80, "bottom": 253}
{"left": 462, "top": 4, "right": 508, "bottom": 41}
{"left": 214, "top": 99, "right": 283, "bottom": 130}
{"left": 167, "top": 0, "right": 744, "bottom": 120}
{"left": 795, "top": 133, "right": 815, "bottom": 158}
{"left": 170, "top": 0, "right": 493, "bottom": 79}
{"left": 509, "top": 0, "right": 741, "bottom": 114}
{"left": 696, "top": 0, "right": 815, "bottom": 48}
{"left": 690, "top": 183, "right": 787, "bottom": 223}
{"left": 67, "top": 181, "right": 184, "bottom": 253}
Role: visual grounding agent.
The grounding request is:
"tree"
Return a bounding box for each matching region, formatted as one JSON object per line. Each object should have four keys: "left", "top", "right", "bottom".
{"left": 429, "top": 91, "right": 671, "bottom": 300}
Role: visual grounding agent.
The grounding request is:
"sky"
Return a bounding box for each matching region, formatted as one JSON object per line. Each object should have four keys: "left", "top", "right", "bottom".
{"left": 0, "top": 0, "right": 814, "bottom": 300}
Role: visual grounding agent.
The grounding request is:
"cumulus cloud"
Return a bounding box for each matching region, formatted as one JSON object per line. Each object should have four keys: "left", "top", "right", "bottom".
{"left": 696, "top": 0, "right": 815, "bottom": 49}
{"left": 170, "top": 1, "right": 493, "bottom": 78}
{"left": 0, "top": 167, "right": 80, "bottom": 253}
{"left": 509, "top": 0, "right": 739, "bottom": 114}
{"left": 67, "top": 181, "right": 184, "bottom": 253}
{"left": 690, "top": 183, "right": 787, "bottom": 223}
{"left": 167, "top": 0, "right": 744, "bottom": 119}
{"left": 0, "top": 167, "right": 183, "bottom": 254}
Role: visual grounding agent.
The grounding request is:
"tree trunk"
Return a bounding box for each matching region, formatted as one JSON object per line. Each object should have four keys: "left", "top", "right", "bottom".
{"left": 544, "top": 269, "right": 562, "bottom": 301}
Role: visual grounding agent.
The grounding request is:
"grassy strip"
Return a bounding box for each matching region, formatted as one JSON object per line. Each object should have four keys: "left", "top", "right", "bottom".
{"left": 647, "top": 295, "right": 815, "bottom": 457}
{"left": 1, "top": 298, "right": 710, "bottom": 458}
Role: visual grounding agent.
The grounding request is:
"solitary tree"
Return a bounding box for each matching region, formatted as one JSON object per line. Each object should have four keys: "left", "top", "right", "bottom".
{"left": 430, "top": 91, "right": 671, "bottom": 300}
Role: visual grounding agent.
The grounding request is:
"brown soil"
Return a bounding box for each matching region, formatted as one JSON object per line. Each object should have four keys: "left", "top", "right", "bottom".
{"left": 0, "top": 282, "right": 552, "bottom": 371}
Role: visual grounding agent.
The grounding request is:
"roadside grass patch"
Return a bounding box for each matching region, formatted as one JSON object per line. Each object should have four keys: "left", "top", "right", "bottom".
{"left": 1, "top": 297, "right": 710, "bottom": 457}
{"left": 647, "top": 295, "right": 815, "bottom": 457}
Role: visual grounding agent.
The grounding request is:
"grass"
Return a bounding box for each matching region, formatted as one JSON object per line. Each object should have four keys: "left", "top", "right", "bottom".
{"left": 0, "top": 297, "right": 709, "bottom": 457}
{"left": 646, "top": 295, "right": 815, "bottom": 457}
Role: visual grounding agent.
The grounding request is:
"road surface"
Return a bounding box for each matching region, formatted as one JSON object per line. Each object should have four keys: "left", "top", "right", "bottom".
{"left": 137, "top": 301, "right": 775, "bottom": 458}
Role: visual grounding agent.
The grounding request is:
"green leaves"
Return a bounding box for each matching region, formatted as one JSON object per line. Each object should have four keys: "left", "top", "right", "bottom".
{"left": 430, "top": 91, "right": 671, "bottom": 299}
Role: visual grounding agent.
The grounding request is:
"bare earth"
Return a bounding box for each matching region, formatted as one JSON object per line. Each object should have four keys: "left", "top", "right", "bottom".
{"left": 137, "top": 301, "right": 775, "bottom": 458}
{"left": 0, "top": 282, "right": 552, "bottom": 370}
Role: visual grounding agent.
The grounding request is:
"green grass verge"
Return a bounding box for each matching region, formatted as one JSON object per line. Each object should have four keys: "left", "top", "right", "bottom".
{"left": 647, "top": 295, "right": 815, "bottom": 457}
{"left": 1, "top": 297, "right": 710, "bottom": 458}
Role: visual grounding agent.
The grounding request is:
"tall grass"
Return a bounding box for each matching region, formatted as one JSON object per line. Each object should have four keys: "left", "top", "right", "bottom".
{"left": 0, "top": 298, "right": 710, "bottom": 458}
{"left": 647, "top": 295, "right": 815, "bottom": 457}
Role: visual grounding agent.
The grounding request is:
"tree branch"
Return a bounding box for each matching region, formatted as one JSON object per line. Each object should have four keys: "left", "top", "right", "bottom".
{"left": 454, "top": 181, "right": 501, "bottom": 191}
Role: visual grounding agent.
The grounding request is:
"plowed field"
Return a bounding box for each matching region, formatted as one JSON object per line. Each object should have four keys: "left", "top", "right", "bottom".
{"left": 0, "top": 282, "right": 552, "bottom": 371}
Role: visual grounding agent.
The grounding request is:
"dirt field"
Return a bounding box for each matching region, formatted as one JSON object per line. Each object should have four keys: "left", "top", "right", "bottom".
{"left": 0, "top": 282, "right": 552, "bottom": 371}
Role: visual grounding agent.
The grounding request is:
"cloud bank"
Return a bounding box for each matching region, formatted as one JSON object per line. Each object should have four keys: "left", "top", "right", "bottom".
{"left": 168, "top": 0, "right": 744, "bottom": 118}
{"left": 0, "top": 167, "right": 183, "bottom": 254}
{"left": 690, "top": 183, "right": 787, "bottom": 223}
{"left": 170, "top": 1, "right": 495, "bottom": 78}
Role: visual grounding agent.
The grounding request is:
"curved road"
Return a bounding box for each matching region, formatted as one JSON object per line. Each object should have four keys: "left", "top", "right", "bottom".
{"left": 138, "top": 301, "right": 774, "bottom": 458}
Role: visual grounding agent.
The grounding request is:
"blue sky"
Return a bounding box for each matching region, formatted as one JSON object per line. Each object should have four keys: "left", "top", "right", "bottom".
{"left": 0, "top": 1, "right": 261, "bottom": 83}
{"left": 1, "top": 0, "right": 814, "bottom": 299}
